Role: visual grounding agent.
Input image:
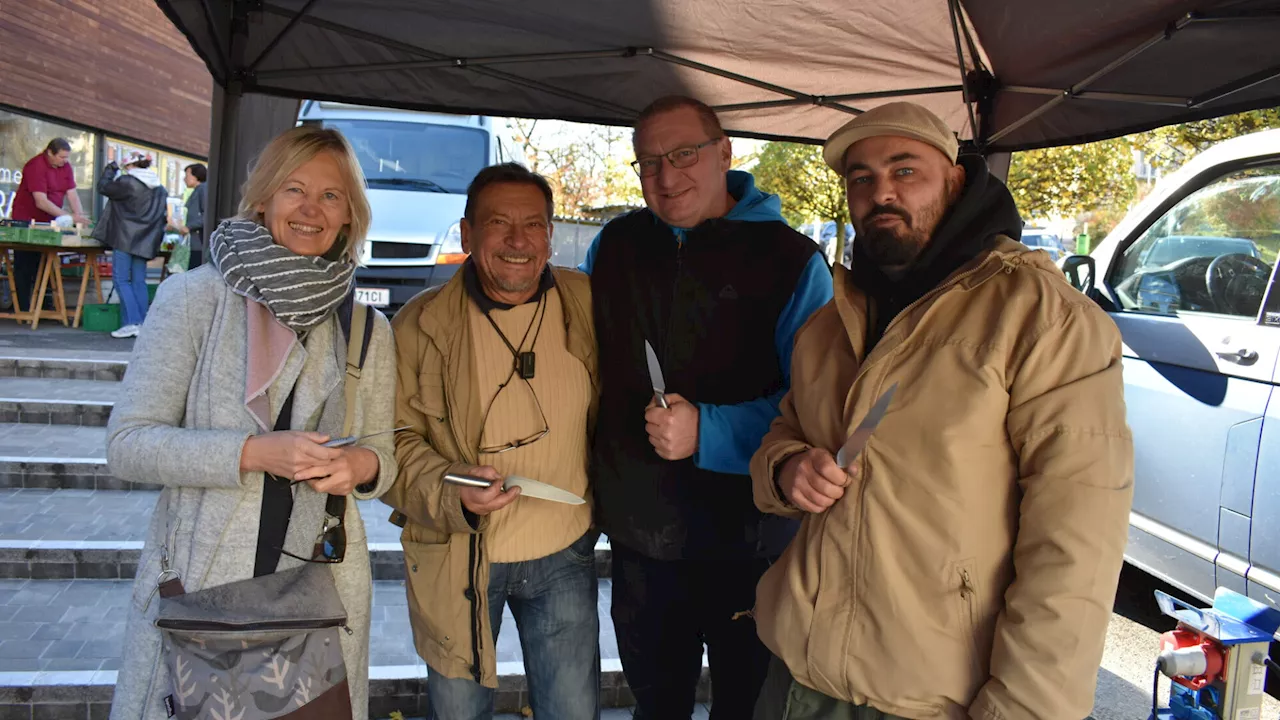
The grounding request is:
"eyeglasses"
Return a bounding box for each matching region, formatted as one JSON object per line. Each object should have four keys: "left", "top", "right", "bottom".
{"left": 276, "top": 512, "right": 346, "bottom": 564}
{"left": 631, "top": 138, "right": 723, "bottom": 178}
{"left": 478, "top": 371, "right": 551, "bottom": 455}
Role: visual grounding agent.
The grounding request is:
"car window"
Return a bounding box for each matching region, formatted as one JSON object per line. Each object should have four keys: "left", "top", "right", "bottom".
{"left": 1111, "top": 163, "right": 1280, "bottom": 318}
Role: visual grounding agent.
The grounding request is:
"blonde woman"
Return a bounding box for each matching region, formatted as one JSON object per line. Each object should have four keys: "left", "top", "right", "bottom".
{"left": 107, "top": 126, "right": 396, "bottom": 720}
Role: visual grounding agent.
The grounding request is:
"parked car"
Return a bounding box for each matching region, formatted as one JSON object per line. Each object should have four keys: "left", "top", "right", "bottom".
{"left": 1020, "top": 228, "right": 1064, "bottom": 262}
{"left": 1060, "top": 128, "right": 1280, "bottom": 615}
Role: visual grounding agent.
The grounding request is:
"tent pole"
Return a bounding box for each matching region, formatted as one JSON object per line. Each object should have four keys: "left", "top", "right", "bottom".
{"left": 209, "top": 0, "right": 251, "bottom": 223}
{"left": 989, "top": 13, "right": 1196, "bottom": 145}
{"left": 1190, "top": 62, "right": 1280, "bottom": 108}
{"left": 714, "top": 85, "right": 962, "bottom": 113}
{"left": 948, "top": 0, "right": 979, "bottom": 144}
{"left": 198, "top": 0, "right": 230, "bottom": 79}
{"left": 247, "top": 0, "right": 323, "bottom": 73}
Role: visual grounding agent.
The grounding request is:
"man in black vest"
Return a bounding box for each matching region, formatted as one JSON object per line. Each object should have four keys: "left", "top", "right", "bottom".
{"left": 578, "top": 96, "right": 834, "bottom": 718}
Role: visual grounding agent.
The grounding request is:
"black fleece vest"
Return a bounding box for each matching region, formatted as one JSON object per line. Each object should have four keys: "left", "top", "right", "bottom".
{"left": 590, "top": 209, "right": 819, "bottom": 560}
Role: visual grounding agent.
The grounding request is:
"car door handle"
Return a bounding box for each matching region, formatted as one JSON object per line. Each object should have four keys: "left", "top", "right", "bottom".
{"left": 1216, "top": 348, "right": 1259, "bottom": 365}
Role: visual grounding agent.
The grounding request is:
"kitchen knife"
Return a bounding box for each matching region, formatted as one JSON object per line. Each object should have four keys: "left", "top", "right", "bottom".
{"left": 835, "top": 382, "right": 899, "bottom": 469}
{"left": 322, "top": 425, "right": 412, "bottom": 448}
{"left": 443, "top": 472, "right": 586, "bottom": 505}
{"left": 644, "top": 339, "right": 669, "bottom": 409}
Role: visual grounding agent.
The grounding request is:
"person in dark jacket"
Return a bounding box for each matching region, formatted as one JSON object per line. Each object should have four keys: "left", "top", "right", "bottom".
{"left": 577, "top": 96, "right": 834, "bottom": 719}
{"left": 93, "top": 153, "right": 169, "bottom": 338}
{"left": 180, "top": 162, "right": 207, "bottom": 268}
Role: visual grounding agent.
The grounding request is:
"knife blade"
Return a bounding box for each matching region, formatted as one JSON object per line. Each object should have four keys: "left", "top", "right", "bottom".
{"left": 443, "top": 472, "right": 586, "bottom": 505}
{"left": 322, "top": 425, "right": 412, "bottom": 448}
{"left": 644, "top": 339, "right": 669, "bottom": 409}
{"left": 835, "top": 382, "right": 899, "bottom": 469}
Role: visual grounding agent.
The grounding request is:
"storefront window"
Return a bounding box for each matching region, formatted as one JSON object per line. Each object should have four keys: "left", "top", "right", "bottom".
{"left": 0, "top": 108, "right": 97, "bottom": 219}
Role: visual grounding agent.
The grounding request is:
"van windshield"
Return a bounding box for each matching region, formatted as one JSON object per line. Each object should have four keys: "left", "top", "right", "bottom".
{"left": 322, "top": 119, "right": 488, "bottom": 194}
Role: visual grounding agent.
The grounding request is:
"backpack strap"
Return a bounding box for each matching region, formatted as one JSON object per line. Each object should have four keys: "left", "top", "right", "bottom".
{"left": 342, "top": 300, "right": 374, "bottom": 438}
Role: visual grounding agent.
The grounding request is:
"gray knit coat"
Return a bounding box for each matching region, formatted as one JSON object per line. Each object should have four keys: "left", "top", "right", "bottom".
{"left": 105, "top": 265, "right": 397, "bottom": 720}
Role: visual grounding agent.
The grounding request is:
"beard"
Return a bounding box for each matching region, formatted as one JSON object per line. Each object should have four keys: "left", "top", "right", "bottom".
{"left": 854, "top": 177, "right": 959, "bottom": 269}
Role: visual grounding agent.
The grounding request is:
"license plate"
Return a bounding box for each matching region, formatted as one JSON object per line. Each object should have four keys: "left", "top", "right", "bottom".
{"left": 355, "top": 287, "right": 390, "bottom": 307}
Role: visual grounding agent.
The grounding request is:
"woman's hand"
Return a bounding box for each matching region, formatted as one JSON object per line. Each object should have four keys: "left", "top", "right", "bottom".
{"left": 293, "top": 446, "right": 381, "bottom": 496}
{"left": 240, "top": 431, "right": 340, "bottom": 479}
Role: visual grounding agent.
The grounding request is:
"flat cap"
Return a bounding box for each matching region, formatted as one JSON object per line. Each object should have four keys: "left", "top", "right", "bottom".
{"left": 823, "top": 102, "right": 959, "bottom": 173}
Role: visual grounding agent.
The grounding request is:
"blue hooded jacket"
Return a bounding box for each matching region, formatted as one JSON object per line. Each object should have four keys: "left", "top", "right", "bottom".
{"left": 579, "top": 170, "right": 834, "bottom": 475}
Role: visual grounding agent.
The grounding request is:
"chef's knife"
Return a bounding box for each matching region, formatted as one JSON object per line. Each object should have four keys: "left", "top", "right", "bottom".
{"left": 443, "top": 472, "right": 586, "bottom": 505}
{"left": 835, "top": 382, "right": 899, "bottom": 469}
{"left": 644, "top": 339, "right": 669, "bottom": 409}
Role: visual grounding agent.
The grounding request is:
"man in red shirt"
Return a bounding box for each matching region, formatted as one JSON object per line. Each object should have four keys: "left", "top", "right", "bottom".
{"left": 9, "top": 138, "right": 88, "bottom": 310}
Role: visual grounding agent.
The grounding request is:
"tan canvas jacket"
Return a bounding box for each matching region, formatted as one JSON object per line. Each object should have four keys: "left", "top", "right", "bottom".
{"left": 382, "top": 267, "right": 598, "bottom": 687}
{"left": 752, "top": 240, "right": 1134, "bottom": 719}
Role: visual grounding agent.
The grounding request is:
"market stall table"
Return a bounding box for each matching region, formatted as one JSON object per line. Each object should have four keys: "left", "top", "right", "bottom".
{"left": 0, "top": 240, "right": 120, "bottom": 330}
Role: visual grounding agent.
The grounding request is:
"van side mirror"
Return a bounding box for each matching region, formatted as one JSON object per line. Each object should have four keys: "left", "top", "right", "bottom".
{"left": 1062, "top": 255, "right": 1096, "bottom": 293}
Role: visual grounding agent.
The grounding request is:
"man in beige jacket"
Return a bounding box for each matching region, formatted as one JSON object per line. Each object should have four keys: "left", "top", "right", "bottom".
{"left": 750, "top": 102, "right": 1134, "bottom": 720}
{"left": 382, "top": 163, "right": 600, "bottom": 719}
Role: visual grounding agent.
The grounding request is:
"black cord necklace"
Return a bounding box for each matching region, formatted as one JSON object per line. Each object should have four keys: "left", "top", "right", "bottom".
{"left": 482, "top": 291, "right": 547, "bottom": 380}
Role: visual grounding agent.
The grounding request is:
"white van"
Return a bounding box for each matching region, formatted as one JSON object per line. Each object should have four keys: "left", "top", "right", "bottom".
{"left": 1061, "top": 128, "right": 1280, "bottom": 614}
{"left": 297, "top": 100, "right": 515, "bottom": 311}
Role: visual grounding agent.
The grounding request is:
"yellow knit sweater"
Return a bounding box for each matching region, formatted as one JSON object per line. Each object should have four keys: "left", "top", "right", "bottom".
{"left": 468, "top": 288, "right": 593, "bottom": 563}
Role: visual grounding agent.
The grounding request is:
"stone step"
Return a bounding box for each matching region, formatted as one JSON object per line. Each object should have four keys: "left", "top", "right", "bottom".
{"left": 0, "top": 352, "right": 129, "bottom": 382}
{"left": 0, "top": 426, "right": 132, "bottom": 492}
{"left": 0, "top": 379, "right": 117, "bottom": 427}
{"left": 0, "top": 488, "right": 614, "bottom": 581}
{"left": 0, "top": 578, "right": 707, "bottom": 718}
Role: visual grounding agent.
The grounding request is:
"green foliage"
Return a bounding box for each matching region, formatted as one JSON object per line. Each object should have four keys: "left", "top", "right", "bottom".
{"left": 508, "top": 118, "right": 642, "bottom": 217}
{"left": 1146, "top": 108, "right": 1280, "bottom": 165}
{"left": 1008, "top": 109, "right": 1280, "bottom": 225}
{"left": 752, "top": 142, "right": 848, "bottom": 261}
{"left": 1008, "top": 137, "right": 1138, "bottom": 221}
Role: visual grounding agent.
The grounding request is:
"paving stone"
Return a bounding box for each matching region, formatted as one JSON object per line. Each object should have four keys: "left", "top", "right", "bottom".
{"left": 38, "top": 641, "right": 82, "bottom": 660}
{"left": 0, "top": 426, "right": 106, "bottom": 463}
{"left": 73, "top": 643, "right": 117, "bottom": 661}
{"left": 0, "top": 625, "right": 34, "bottom": 641}
{"left": 12, "top": 609, "right": 68, "bottom": 626}
{"left": 0, "top": 642, "right": 52, "bottom": 660}
{"left": 0, "top": 380, "right": 117, "bottom": 429}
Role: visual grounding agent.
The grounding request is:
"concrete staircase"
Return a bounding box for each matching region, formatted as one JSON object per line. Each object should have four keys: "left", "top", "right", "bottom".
{"left": 0, "top": 347, "right": 710, "bottom": 719}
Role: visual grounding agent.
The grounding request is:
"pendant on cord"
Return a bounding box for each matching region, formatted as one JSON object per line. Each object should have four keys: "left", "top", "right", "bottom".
{"left": 518, "top": 351, "right": 536, "bottom": 379}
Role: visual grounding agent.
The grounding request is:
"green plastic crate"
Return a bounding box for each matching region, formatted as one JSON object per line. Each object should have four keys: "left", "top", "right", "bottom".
{"left": 81, "top": 303, "right": 121, "bottom": 333}
{"left": 0, "top": 225, "right": 28, "bottom": 244}
{"left": 24, "top": 228, "right": 62, "bottom": 246}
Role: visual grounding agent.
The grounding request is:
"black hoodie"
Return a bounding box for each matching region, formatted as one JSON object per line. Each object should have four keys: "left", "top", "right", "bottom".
{"left": 849, "top": 154, "right": 1024, "bottom": 349}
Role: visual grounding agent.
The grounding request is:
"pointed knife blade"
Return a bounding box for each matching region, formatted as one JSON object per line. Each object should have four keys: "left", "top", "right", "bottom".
{"left": 442, "top": 472, "right": 586, "bottom": 505}
{"left": 835, "top": 382, "right": 899, "bottom": 469}
{"left": 502, "top": 475, "right": 586, "bottom": 505}
{"left": 644, "top": 339, "right": 669, "bottom": 409}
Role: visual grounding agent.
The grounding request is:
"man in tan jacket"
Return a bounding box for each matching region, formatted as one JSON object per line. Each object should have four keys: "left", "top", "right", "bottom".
{"left": 382, "top": 163, "right": 600, "bottom": 719}
{"left": 750, "top": 102, "right": 1134, "bottom": 720}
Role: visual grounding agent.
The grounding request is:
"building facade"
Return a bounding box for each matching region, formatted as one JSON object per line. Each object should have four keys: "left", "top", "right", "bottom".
{"left": 0, "top": 0, "right": 212, "bottom": 222}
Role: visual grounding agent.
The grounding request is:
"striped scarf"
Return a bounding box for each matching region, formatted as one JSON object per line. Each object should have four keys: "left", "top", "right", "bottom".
{"left": 208, "top": 218, "right": 355, "bottom": 333}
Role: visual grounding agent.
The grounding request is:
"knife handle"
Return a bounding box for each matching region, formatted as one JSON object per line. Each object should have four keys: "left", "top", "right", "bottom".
{"left": 443, "top": 472, "right": 496, "bottom": 489}
{"left": 654, "top": 391, "right": 669, "bottom": 409}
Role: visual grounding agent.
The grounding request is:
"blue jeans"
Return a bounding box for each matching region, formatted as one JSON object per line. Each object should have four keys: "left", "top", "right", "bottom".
{"left": 112, "top": 250, "right": 149, "bottom": 326}
{"left": 426, "top": 530, "right": 601, "bottom": 720}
